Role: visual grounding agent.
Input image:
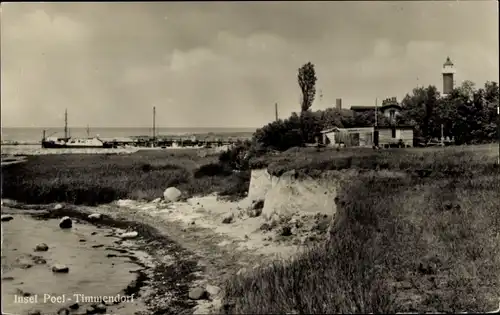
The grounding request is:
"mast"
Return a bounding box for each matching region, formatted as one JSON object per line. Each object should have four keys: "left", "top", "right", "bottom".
{"left": 64, "top": 109, "right": 68, "bottom": 139}
{"left": 152, "top": 106, "right": 156, "bottom": 145}
{"left": 87, "top": 124, "right": 90, "bottom": 137}
{"left": 275, "top": 103, "right": 278, "bottom": 121}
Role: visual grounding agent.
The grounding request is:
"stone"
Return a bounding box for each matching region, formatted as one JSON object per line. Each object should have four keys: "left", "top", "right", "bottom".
{"left": 151, "top": 197, "right": 162, "bottom": 204}
{"left": 280, "top": 225, "right": 292, "bottom": 237}
{"left": 54, "top": 204, "right": 63, "bottom": 210}
{"left": 205, "top": 284, "right": 221, "bottom": 299}
{"left": 251, "top": 199, "right": 265, "bottom": 210}
{"left": 57, "top": 307, "right": 70, "bottom": 315}
{"left": 34, "top": 243, "right": 49, "bottom": 252}
{"left": 163, "top": 187, "right": 182, "bottom": 202}
{"left": 221, "top": 213, "right": 234, "bottom": 224}
{"left": 69, "top": 302, "right": 80, "bottom": 310}
{"left": 59, "top": 216, "right": 72, "bottom": 229}
{"left": 188, "top": 287, "right": 207, "bottom": 300}
{"left": 32, "top": 256, "right": 47, "bottom": 264}
{"left": 119, "top": 231, "right": 138, "bottom": 240}
{"left": 2, "top": 276, "right": 14, "bottom": 281}
{"left": 93, "top": 303, "right": 107, "bottom": 313}
{"left": 1, "top": 214, "right": 14, "bottom": 222}
{"left": 88, "top": 213, "right": 102, "bottom": 221}
{"left": 52, "top": 264, "right": 69, "bottom": 273}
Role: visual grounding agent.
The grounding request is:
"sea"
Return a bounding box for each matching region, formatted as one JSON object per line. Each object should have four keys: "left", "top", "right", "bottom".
{"left": 0, "top": 127, "right": 257, "bottom": 143}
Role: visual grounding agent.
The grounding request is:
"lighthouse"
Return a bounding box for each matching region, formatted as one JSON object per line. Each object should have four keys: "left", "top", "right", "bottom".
{"left": 442, "top": 57, "right": 455, "bottom": 96}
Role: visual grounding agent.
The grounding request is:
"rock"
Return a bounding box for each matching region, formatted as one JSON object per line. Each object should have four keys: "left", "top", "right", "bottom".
{"left": 119, "top": 231, "right": 138, "bottom": 240}
{"left": 88, "top": 213, "right": 102, "bottom": 221}
{"left": 206, "top": 284, "right": 221, "bottom": 299}
{"left": 52, "top": 264, "right": 69, "bottom": 273}
{"left": 59, "top": 216, "right": 72, "bottom": 229}
{"left": 2, "top": 276, "right": 14, "bottom": 281}
{"left": 92, "top": 303, "right": 107, "bottom": 313}
{"left": 163, "top": 187, "right": 182, "bottom": 202}
{"left": 18, "top": 261, "right": 33, "bottom": 269}
{"left": 54, "top": 203, "right": 63, "bottom": 210}
{"left": 152, "top": 197, "right": 162, "bottom": 204}
{"left": 91, "top": 231, "right": 97, "bottom": 235}
{"left": 92, "top": 244, "right": 104, "bottom": 248}
{"left": 221, "top": 213, "right": 234, "bottom": 224}
{"left": 34, "top": 243, "right": 49, "bottom": 252}
{"left": 57, "top": 307, "right": 70, "bottom": 315}
{"left": 251, "top": 199, "right": 265, "bottom": 210}
{"left": 280, "top": 225, "right": 292, "bottom": 236}
{"left": 188, "top": 287, "right": 207, "bottom": 300}
{"left": 1, "top": 214, "right": 14, "bottom": 222}
{"left": 32, "top": 256, "right": 47, "bottom": 264}
{"left": 69, "top": 302, "right": 80, "bottom": 310}
{"left": 79, "top": 239, "right": 86, "bottom": 242}
{"left": 259, "top": 222, "right": 272, "bottom": 231}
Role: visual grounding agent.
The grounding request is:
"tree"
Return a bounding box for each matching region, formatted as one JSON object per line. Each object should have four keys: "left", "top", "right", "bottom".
{"left": 298, "top": 62, "right": 317, "bottom": 112}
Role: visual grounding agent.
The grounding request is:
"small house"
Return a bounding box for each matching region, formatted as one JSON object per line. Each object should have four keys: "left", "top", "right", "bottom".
{"left": 350, "top": 97, "right": 403, "bottom": 123}
{"left": 320, "top": 125, "right": 414, "bottom": 148}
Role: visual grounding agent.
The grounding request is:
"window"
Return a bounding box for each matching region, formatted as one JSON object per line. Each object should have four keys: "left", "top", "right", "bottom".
{"left": 389, "top": 110, "right": 396, "bottom": 122}
{"left": 392, "top": 128, "right": 396, "bottom": 138}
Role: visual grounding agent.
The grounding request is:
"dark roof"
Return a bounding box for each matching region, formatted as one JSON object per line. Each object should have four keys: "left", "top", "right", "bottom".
{"left": 350, "top": 106, "right": 375, "bottom": 111}
{"left": 443, "top": 56, "right": 454, "bottom": 66}
{"left": 376, "top": 125, "right": 414, "bottom": 130}
{"left": 379, "top": 104, "right": 402, "bottom": 111}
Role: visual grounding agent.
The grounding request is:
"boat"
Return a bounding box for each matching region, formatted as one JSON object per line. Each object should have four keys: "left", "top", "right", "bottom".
{"left": 42, "top": 136, "right": 113, "bottom": 149}
{"left": 41, "top": 109, "right": 113, "bottom": 149}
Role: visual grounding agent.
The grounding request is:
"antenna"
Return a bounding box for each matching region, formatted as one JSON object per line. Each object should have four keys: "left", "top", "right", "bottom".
{"left": 64, "top": 109, "right": 68, "bottom": 139}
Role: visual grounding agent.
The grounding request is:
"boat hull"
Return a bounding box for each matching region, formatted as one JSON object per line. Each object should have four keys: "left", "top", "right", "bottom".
{"left": 41, "top": 141, "right": 114, "bottom": 149}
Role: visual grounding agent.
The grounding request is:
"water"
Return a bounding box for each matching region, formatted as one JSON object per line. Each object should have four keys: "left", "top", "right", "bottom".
{"left": 1, "top": 214, "right": 144, "bottom": 314}
{"left": 1, "top": 127, "right": 257, "bottom": 143}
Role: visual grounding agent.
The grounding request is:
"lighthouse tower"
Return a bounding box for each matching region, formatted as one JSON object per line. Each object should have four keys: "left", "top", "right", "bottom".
{"left": 442, "top": 57, "right": 455, "bottom": 96}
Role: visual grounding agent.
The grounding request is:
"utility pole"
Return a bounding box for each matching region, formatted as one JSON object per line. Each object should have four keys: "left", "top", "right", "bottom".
{"left": 64, "top": 109, "right": 68, "bottom": 139}
{"left": 275, "top": 103, "right": 278, "bottom": 122}
{"left": 375, "top": 98, "right": 378, "bottom": 127}
{"left": 86, "top": 125, "right": 90, "bottom": 137}
{"left": 152, "top": 106, "right": 156, "bottom": 146}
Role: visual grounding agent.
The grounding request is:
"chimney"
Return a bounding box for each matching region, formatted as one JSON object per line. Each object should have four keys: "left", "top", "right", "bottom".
{"left": 336, "top": 98, "right": 342, "bottom": 110}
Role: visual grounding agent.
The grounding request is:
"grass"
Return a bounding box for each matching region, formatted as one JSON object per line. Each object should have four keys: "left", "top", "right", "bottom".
{"left": 223, "top": 145, "right": 500, "bottom": 314}
{"left": 1, "top": 149, "right": 249, "bottom": 206}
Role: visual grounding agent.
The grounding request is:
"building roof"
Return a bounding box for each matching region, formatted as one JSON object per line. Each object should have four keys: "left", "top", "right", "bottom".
{"left": 380, "top": 104, "right": 402, "bottom": 111}
{"left": 443, "top": 56, "right": 454, "bottom": 67}
{"left": 350, "top": 106, "right": 375, "bottom": 111}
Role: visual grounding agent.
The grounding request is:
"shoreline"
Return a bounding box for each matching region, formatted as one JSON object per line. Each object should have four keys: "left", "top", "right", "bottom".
{"left": 2, "top": 201, "right": 203, "bottom": 315}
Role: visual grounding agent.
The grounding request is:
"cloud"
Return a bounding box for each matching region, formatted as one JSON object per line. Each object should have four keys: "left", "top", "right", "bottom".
{"left": 1, "top": 2, "right": 498, "bottom": 129}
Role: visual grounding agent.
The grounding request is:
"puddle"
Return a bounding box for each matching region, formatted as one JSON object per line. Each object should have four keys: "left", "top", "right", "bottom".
{"left": 1, "top": 214, "right": 146, "bottom": 314}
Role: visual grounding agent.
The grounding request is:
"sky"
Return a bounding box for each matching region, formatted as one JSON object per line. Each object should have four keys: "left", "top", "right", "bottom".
{"left": 1, "top": 1, "right": 498, "bottom": 128}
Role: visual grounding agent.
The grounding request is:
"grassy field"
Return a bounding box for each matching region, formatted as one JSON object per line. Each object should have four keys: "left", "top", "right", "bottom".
{"left": 2, "top": 144, "right": 499, "bottom": 313}
{"left": 1, "top": 149, "right": 249, "bottom": 205}
{"left": 224, "top": 144, "right": 500, "bottom": 313}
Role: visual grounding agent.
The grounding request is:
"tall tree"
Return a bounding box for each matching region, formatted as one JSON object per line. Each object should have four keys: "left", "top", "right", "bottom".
{"left": 298, "top": 62, "right": 317, "bottom": 112}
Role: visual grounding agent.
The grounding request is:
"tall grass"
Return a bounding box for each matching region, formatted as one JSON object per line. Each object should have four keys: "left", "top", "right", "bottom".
{"left": 223, "top": 147, "right": 500, "bottom": 313}
{"left": 1, "top": 150, "right": 249, "bottom": 205}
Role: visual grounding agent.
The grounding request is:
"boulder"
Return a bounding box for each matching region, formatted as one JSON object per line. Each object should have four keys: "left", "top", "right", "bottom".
{"left": 34, "top": 243, "right": 49, "bottom": 252}
{"left": 119, "top": 231, "right": 138, "bottom": 240}
{"left": 88, "top": 213, "right": 102, "bottom": 221}
{"left": 163, "top": 187, "right": 182, "bottom": 202}
{"left": 188, "top": 287, "right": 207, "bottom": 300}
{"left": 52, "top": 264, "right": 69, "bottom": 273}
{"left": 205, "top": 284, "right": 221, "bottom": 299}
{"left": 92, "top": 303, "right": 107, "bottom": 313}
{"left": 54, "top": 204, "right": 63, "bottom": 210}
{"left": 221, "top": 213, "right": 234, "bottom": 224}
{"left": 1, "top": 214, "right": 14, "bottom": 222}
{"left": 59, "top": 217, "right": 72, "bottom": 229}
